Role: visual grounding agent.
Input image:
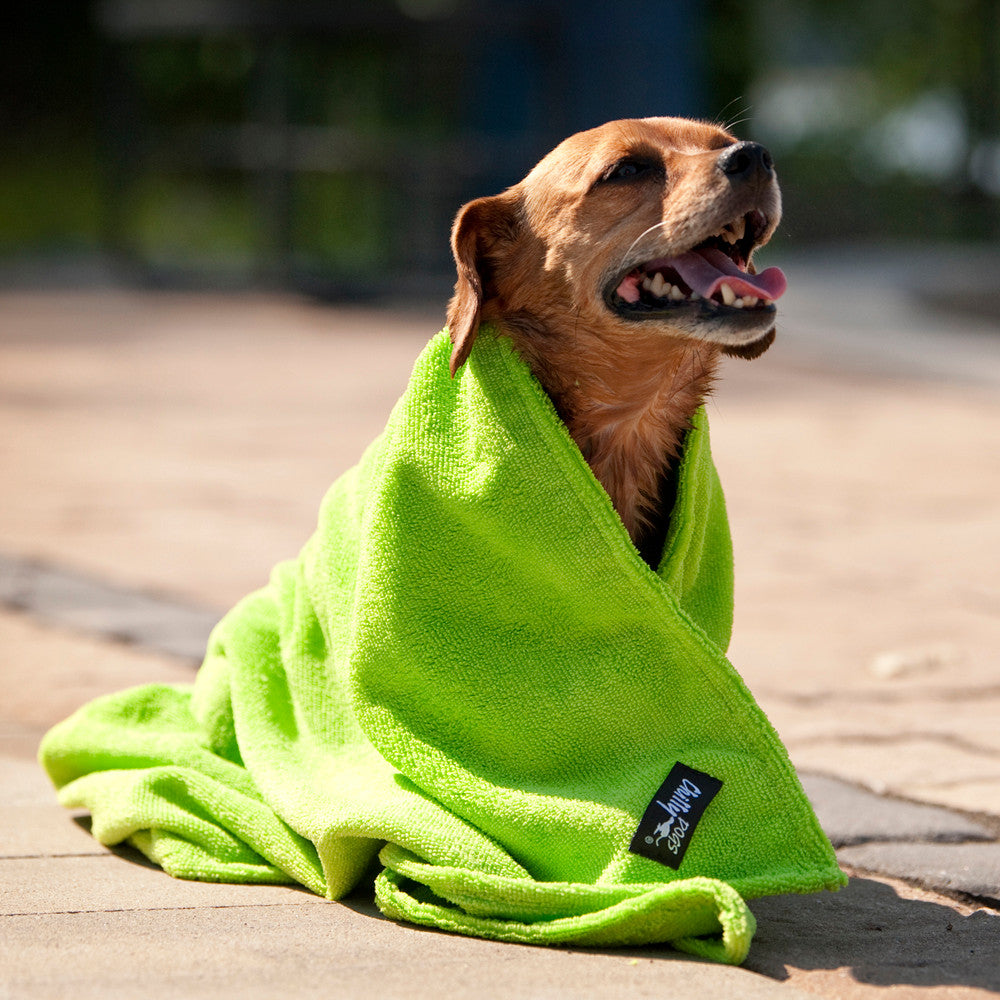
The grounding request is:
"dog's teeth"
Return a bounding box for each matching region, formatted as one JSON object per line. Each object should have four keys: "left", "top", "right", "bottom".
{"left": 720, "top": 283, "right": 737, "bottom": 306}
{"left": 761, "top": 298, "right": 773, "bottom": 307}
{"left": 733, "top": 297, "right": 745, "bottom": 308}
{"left": 642, "top": 275, "right": 655, "bottom": 292}
{"left": 669, "top": 285, "right": 685, "bottom": 301}
{"left": 717, "top": 218, "right": 746, "bottom": 245}
{"left": 650, "top": 273, "right": 667, "bottom": 297}
{"left": 743, "top": 295, "right": 759, "bottom": 308}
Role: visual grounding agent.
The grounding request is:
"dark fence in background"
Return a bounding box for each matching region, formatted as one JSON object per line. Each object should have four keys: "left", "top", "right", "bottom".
{"left": 2, "top": 1, "right": 997, "bottom": 296}
{"left": 93, "top": 0, "right": 705, "bottom": 297}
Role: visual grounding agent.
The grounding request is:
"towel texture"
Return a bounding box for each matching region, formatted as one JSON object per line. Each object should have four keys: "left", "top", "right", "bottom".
{"left": 40, "top": 327, "right": 844, "bottom": 964}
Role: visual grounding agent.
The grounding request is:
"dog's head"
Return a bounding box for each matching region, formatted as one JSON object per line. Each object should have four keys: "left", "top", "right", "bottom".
{"left": 447, "top": 116, "right": 784, "bottom": 375}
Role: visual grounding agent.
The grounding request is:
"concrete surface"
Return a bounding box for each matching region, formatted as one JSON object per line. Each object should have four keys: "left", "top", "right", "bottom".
{"left": 799, "top": 773, "right": 995, "bottom": 848}
{"left": 836, "top": 843, "right": 1000, "bottom": 905}
{"left": 0, "top": 553, "right": 220, "bottom": 661}
{"left": 2, "top": 254, "right": 1000, "bottom": 997}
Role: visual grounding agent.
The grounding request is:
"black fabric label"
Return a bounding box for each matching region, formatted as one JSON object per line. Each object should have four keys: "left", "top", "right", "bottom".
{"left": 628, "top": 762, "right": 723, "bottom": 870}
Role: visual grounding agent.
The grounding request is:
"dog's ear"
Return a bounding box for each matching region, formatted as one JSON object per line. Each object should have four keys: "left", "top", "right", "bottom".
{"left": 447, "top": 193, "right": 518, "bottom": 376}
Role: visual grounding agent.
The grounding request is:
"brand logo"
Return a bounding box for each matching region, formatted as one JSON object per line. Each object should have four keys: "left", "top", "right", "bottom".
{"left": 629, "top": 762, "right": 723, "bottom": 870}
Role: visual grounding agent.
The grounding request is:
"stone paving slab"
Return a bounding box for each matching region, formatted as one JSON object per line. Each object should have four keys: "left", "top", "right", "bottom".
{"left": 760, "top": 681, "right": 1000, "bottom": 755}
{"left": 2, "top": 755, "right": 109, "bottom": 858}
{"left": 747, "top": 873, "right": 1000, "bottom": 998}
{"left": 6, "top": 643, "right": 997, "bottom": 998}
{"left": 5, "top": 858, "right": 997, "bottom": 1000}
{"left": 10, "top": 554, "right": 1000, "bottom": 915}
{"left": 4, "top": 287, "right": 1000, "bottom": 998}
{"left": 3, "top": 903, "right": 816, "bottom": 1000}
{"left": 0, "top": 608, "right": 194, "bottom": 736}
{"left": 837, "top": 843, "right": 1000, "bottom": 907}
{"left": 800, "top": 773, "right": 996, "bottom": 848}
{"left": 0, "top": 553, "right": 220, "bottom": 663}
{"left": 788, "top": 738, "right": 1000, "bottom": 817}
{"left": 2, "top": 854, "right": 321, "bottom": 916}
{"left": 908, "top": 781, "right": 1000, "bottom": 820}
{"left": 2, "top": 805, "right": 110, "bottom": 859}
{"left": 0, "top": 726, "right": 47, "bottom": 761}
{"left": 5, "top": 755, "right": 59, "bottom": 805}
{"left": 0, "top": 292, "right": 431, "bottom": 610}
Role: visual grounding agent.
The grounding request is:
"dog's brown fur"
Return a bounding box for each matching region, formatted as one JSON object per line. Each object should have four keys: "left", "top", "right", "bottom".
{"left": 446, "top": 116, "right": 782, "bottom": 564}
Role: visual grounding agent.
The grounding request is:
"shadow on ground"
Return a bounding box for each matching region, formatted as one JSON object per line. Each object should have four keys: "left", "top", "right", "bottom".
{"left": 73, "top": 812, "right": 1000, "bottom": 991}
{"left": 225, "top": 855, "right": 1000, "bottom": 993}
{"left": 746, "top": 876, "right": 999, "bottom": 992}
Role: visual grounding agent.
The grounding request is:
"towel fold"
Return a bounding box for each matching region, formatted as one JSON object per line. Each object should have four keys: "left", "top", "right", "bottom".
{"left": 40, "top": 327, "right": 844, "bottom": 964}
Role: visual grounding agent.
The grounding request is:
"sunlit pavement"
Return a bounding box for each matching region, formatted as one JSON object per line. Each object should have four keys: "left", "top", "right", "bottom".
{"left": 3, "top": 257, "right": 999, "bottom": 997}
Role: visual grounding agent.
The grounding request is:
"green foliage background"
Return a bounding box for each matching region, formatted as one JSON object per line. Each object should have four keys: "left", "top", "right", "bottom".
{"left": 2, "top": 1, "right": 998, "bottom": 286}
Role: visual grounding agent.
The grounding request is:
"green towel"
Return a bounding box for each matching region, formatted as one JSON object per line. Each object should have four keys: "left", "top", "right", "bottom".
{"left": 40, "top": 327, "right": 844, "bottom": 965}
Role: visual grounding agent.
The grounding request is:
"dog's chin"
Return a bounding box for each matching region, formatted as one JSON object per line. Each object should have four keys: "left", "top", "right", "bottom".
{"left": 720, "top": 326, "right": 775, "bottom": 359}
{"left": 602, "top": 294, "right": 777, "bottom": 359}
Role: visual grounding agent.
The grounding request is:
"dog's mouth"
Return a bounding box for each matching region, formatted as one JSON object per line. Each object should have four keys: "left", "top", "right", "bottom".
{"left": 605, "top": 210, "right": 787, "bottom": 324}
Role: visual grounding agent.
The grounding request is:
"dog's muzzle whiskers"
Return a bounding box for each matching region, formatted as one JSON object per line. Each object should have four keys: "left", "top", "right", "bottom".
{"left": 619, "top": 220, "right": 672, "bottom": 272}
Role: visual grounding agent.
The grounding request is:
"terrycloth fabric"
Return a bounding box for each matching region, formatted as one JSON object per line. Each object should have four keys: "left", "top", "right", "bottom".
{"left": 40, "top": 327, "right": 844, "bottom": 964}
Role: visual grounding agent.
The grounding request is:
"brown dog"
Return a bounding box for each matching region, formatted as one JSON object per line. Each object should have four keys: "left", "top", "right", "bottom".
{"left": 446, "top": 116, "right": 785, "bottom": 566}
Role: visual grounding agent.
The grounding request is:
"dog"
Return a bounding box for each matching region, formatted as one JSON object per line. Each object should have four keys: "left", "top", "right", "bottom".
{"left": 446, "top": 116, "right": 785, "bottom": 566}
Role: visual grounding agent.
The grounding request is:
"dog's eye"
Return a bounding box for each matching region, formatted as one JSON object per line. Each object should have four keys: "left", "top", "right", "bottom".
{"left": 599, "top": 157, "right": 662, "bottom": 184}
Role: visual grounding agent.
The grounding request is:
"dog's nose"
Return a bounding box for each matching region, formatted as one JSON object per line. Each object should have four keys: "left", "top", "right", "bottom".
{"left": 717, "top": 141, "right": 775, "bottom": 183}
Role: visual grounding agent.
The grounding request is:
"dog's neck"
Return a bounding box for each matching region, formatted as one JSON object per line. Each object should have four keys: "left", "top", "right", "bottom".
{"left": 499, "top": 315, "right": 720, "bottom": 564}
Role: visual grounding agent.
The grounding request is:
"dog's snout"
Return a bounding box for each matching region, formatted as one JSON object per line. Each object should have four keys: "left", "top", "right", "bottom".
{"left": 717, "top": 141, "right": 774, "bottom": 183}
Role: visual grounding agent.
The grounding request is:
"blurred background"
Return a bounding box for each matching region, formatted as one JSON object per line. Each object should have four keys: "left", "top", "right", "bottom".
{"left": 3, "top": 1, "right": 1000, "bottom": 882}
{"left": 3, "top": 0, "right": 999, "bottom": 301}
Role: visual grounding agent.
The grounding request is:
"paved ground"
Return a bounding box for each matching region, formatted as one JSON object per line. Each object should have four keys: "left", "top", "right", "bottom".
{"left": 2, "top": 252, "right": 1000, "bottom": 997}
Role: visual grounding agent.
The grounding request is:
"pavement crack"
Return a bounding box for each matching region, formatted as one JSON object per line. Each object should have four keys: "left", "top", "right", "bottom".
{"left": 758, "top": 684, "right": 1000, "bottom": 706}
{"left": 2, "top": 852, "right": 109, "bottom": 860}
{"left": 788, "top": 729, "right": 1000, "bottom": 759}
{"left": 4, "top": 902, "right": 325, "bottom": 918}
{"left": 907, "top": 774, "right": 1000, "bottom": 791}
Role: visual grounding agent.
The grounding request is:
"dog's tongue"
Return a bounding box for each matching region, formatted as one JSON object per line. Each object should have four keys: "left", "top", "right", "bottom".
{"left": 669, "top": 247, "right": 787, "bottom": 302}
